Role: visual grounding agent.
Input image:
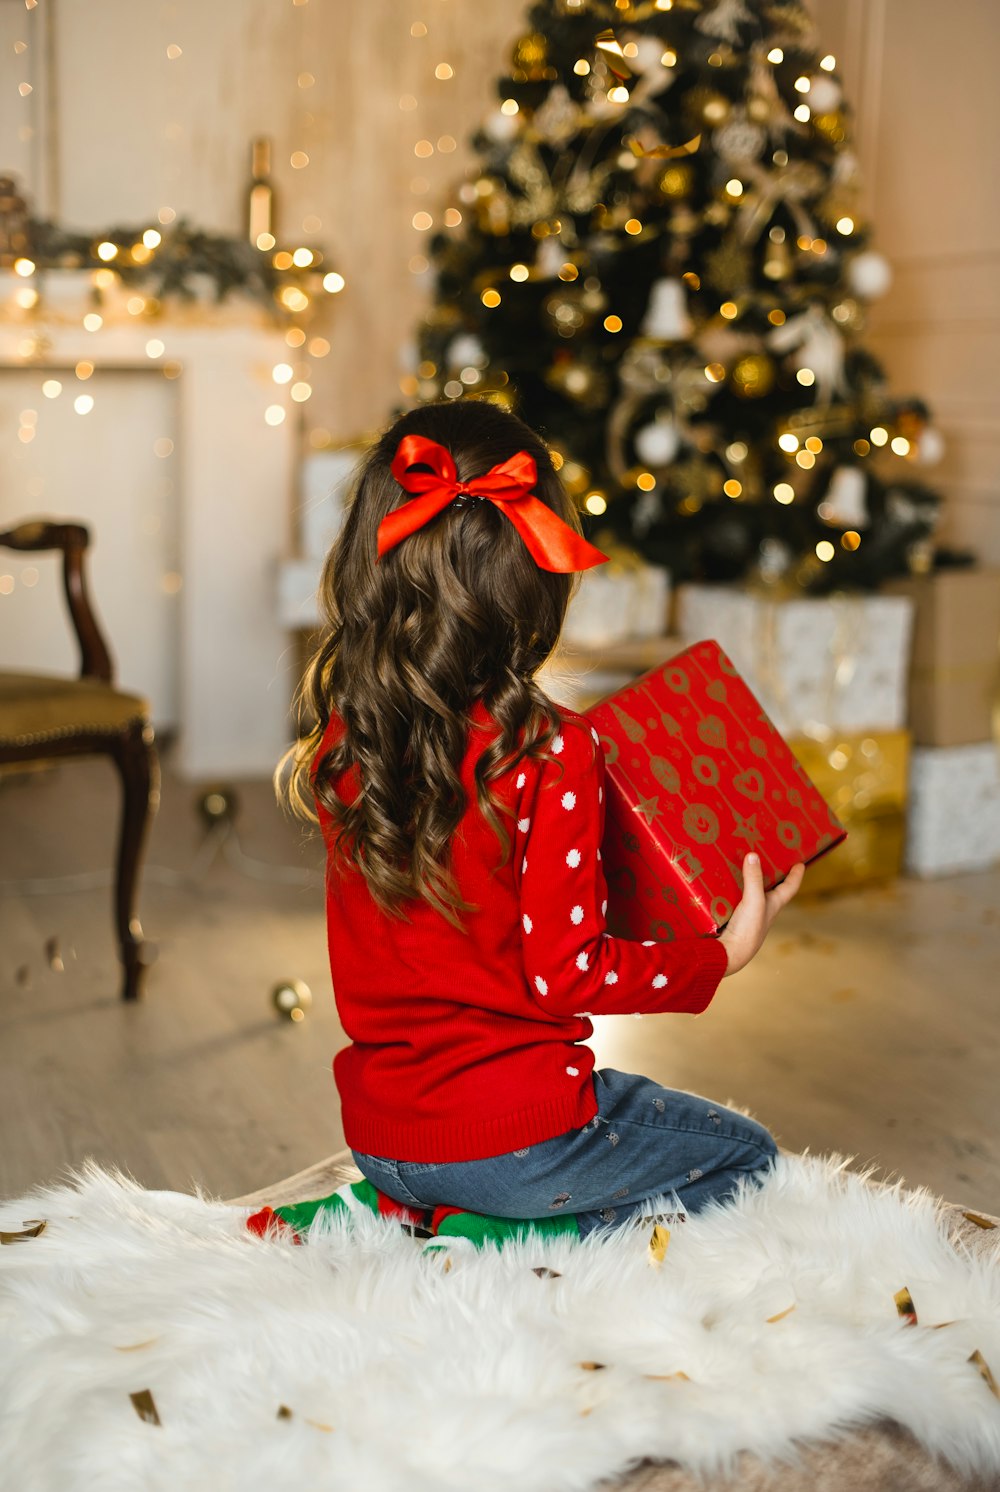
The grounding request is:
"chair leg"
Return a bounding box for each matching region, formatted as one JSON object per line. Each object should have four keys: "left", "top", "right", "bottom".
{"left": 110, "top": 718, "right": 160, "bottom": 1000}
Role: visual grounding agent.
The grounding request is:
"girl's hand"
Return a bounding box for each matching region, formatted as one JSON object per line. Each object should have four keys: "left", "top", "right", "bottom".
{"left": 720, "top": 854, "right": 805, "bottom": 976}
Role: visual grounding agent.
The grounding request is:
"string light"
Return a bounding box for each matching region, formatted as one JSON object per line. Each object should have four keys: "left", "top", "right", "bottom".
{"left": 322, "top": 272, "right": 345, "bottom": 293}
{"left": 573, "top": 59, "right": 590, "bottom": 75}
{"left": 272, "top": 363, "right": 293, "bottom": 384}
{"left": 438, "top": 135, "right": 456, "bottom": 152}
{"left": 608, "top": 85, "right": 630, "bottom": 103}
{"left": 704, "top": 363, "right": 725, "bottom": 383}
{"left": 443, "top": 208, "right": 462, "bottom": 227}
{"left": 725, "top": 179, "right": 743, "bottom": 197}
{"left": 414, "top": 139, "right": 434, "bottom": 157}
{"left": 509, "top": 263, "right": 530, "bottom": 282}
{"left": 720, "top": 302, "right": 738, "bottom": 319}
{"left": 816, "top": 541, "right": 835, "bottom": 562}
{"left": 820, "top": 54, "right": 836, "bottom": 70}
{"left": 636, "top": 472, "right": 656, "bottom": 491}
{"left": 793, "top": 104, "right": 811, "bottom": 122}
{"left": 308, "top": 337, "right": 330, "bottom": 357}
{"left": 264, "top": 405, "right": 286, "bottom": 426}
{"left": 836, "top": 217, "right": 855, "bottom": 235}
{"left": 778, "top": 433, "right": 799, "bottom": 452}
{"left": 854, "top": 438, "right": 871, "bottom": 456}
{"left": 13, "top": 258, "right": 35, "bottom": 277}
{"left": 624, "top": 218, "right": 642, "bottom": 235}
{"left": 585, "top": 492, "right": 607, "bottom": 514}
{"left": 292, "top": 247, "right": 313, "bottom": 266}
{"left": 153, "top": 438, "right": 174, "bottom": 458}
{"left": 842, "top": 531, "right": 862, "bottom": 550}
{"left": 290, "top": 151, "right": 309, "bottom": 169}
{"left": 870, "top": 426, "right": 889, "bottom": 446}
{"left": 97, "top": 241, "right": 118, "bottom": 261}
{"left": 767, "top": 47, "right": 783, "bottom": 63}
{"left": 500, "top": 99, "right": 519, "bottom": 116}
{"left": 773, "top": 483, "right": 794, "bottom": 504}
{"left": 723, "top": 479, "right": 742, "bottom": 498}
{"left": 83, "top": 313, "right": 103, "bottom": 332}
{"left": 481, "top": 289, "right": 501, "bottom": 308}
{"left": 795, "top": 450, "right": 816, "bottom": 469}
{"left": 726, "top": 441, "right": 747, "bottom": 461}
{"left": 434, "top": 62, "right": 453, "bottom": 80}
{"left": 145, "top": 339, "right": 165, "bottom": 358}
{"left": 661, "top": 48, "right": 677, "bottom": 67}
{"left": 290, "top": 382, "right": 312, "bottom": 402}
{"left": 42, "top": 380, "right": 62, "bottom": 399}
{"left": 890, "top": 436, "right": 911, "bottom": 455}
{"left": 604, "top": 314, "right": 623, "bottom": 332}
{"left": 410, "top": 20, "right": 427, "bottom": 37}
{"left": 794, "top": 76, "right": 810, "bottom": 92}
{"left": 74, "top": 395, "right": 94, "bottom": 415}
{"left": 75, "top": 361, "right": 94, "bottom": 380}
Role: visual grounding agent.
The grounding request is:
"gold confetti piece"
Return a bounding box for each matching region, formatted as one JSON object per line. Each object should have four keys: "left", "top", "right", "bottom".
{"left": 115, "top": 1339, "right": 159, "bottom": 1353}
{"left": 644, "top": 1371, "right": 690, "bottom": 1382}
{"left": 595, "top": 28, "right": 632, "bottom": 80}
{"left": 766, "top": 1304, "right": 797, "bottom": 1324}
{"left": 129, "top": 1389, "right": 161, "bottom": 1426}
{"left": 305, "top": 1418, "right": 334, "bottom": 1432}
{"left": 0, "top": 1220, "right": 47, "bottom": 1244}
{"left": 969, "top": 1350, "right": 1000, "bottom": 1399}
{"left": 532, "top": 1267, "right": 562, "bottom": 1279}
{"left": 648, "top": 1224, "right": 670, "bottom": 1265}
{"left": 626, "top": 131, "right": 702, "bottom": 160}
{"left": 894, "top": 1287, "right": 918, "bottom": 1325}
{"left": 963, "top": 1211, "right": 997, "bottom": 1230}
{"left": 580, "top": 1361, "right": 607, "bottom": 1372}
{"left": 277, "top": 1405, "right": 293, "bottom": 1420}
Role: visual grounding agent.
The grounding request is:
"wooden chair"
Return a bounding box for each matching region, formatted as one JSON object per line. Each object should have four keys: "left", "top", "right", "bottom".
{"left": 0, "top": 520, "right": 159, "bottom": 1000}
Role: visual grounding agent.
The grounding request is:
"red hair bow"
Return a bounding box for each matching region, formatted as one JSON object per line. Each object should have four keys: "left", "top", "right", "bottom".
{"left": 376, "top": 434, "right": 609, "bottom": 574}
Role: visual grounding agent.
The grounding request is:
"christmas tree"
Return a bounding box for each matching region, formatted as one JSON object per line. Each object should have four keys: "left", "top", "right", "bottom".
{"left": 411, "top": 0, "right": 943, "bottom": 593}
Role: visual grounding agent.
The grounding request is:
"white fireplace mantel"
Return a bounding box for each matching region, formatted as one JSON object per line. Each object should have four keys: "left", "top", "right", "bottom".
{"left": 1, "top": 293, "right": 298, "bottom": 779}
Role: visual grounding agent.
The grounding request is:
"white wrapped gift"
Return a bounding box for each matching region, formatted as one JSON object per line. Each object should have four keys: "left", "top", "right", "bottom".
{"left": 561, "top": 563, "right": 670, "bottom": 650}
{"left": 676, "top": 583, "right": 914, "bottom": 735}
{"left": 906, "top": 743, "right": 1000, "bottom": 877}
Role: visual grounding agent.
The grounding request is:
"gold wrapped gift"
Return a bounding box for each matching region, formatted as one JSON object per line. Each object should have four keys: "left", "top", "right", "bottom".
{"left": 790, "top": 730, "right": 910, "bottom": 893}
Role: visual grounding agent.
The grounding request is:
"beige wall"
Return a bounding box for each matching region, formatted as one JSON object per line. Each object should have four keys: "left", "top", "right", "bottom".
{"left": 809, "top": 0, "right": 1000, "bottom": 563}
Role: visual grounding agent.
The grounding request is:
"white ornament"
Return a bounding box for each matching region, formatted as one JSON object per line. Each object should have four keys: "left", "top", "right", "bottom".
{"left": 641, "top": 278, "right": 692, "bottom": 340}
{"left": 695, "top": 0, "right": 753, "bottom": 43}
{"left": 821, "top": 466, "right": 870, "bottom": 530}
{"left": 848, "top": 250, "right": 893, "bottom": 300}
{"left": 917, "top": 427, "right": 945, "bottom": 466}
{"left": 634, "top": 418, "right": 680, "bottom": 467}
{"left": 768, "top": 304, "right": 846, "bottom": 405}
{"left": 447, "top": 333, "right": 485, "bottom": 368}
{"left": 630, "top": 35, "right": 669, "bottom": 74}
{"left": 535, "top": 237, "right": 565, "bottom": 279}
{"left": 483, "top": 110, "right": 519, "bottom": 144}
{"left": 807, "top": 76, "right": 841, "bottom": 114}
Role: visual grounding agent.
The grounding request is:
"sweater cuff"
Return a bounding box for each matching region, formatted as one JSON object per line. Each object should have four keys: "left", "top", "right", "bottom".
{"left": 673, "top": 935, "right": 729, "bottom": 1015}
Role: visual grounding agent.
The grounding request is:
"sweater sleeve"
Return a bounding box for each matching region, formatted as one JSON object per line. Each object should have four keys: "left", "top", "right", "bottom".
{"left": 516, "top": 716, "right": 729, "bottom": 1019}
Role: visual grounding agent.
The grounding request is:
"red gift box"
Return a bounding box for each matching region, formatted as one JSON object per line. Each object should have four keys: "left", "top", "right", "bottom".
{"left": 585, "top": 639, "right": 847, "bottom": 939}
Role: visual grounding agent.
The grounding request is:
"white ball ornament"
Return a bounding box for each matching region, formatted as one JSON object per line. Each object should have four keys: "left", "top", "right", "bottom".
{"left": 848, "top": 250, "right": 893, "bottom": 300}
{"left": 483, "top": 109, "right": 520, "bottom": 143}
{"left": 634, "top": 418, "right": 680, "bottom": 467}
{"left": 447, "top": 333, "right": 485, "bottom": 368}
{"left": 807, "top": 75, "right": 841, "bottom": 113}
{"left": 917, "top": 426, "right": 945, "bottom": 466}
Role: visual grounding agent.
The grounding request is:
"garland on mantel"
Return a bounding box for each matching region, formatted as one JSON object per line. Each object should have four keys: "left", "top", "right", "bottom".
{"left": 9, "top": 216, "right": 344, "bottom": 318}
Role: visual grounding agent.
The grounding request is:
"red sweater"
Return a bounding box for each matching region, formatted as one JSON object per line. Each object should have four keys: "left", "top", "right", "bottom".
{"left": 315, "top": 698, "right": 729, "bottom": 1163}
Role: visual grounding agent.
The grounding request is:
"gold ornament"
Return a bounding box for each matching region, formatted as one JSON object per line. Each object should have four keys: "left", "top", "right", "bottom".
{"left": 511, "top": 32, "right": 549, "bottom": 80}
{"left": 659, "top": 162, "right": 694, "bottom": 199}
{"left": 812, "top": 111, "right": 847, "bottom": 144}
{"left": 703, "top": 236, "right": 752, "bottom": 292}
{"left": 731, "top": 353, "right": 775, "bottom": 398}
{"left": 685, "top": 87, "right": 731, "bottom": 129}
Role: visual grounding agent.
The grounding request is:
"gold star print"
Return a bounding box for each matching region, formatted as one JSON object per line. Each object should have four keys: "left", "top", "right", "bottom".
{"left": 732, "top": 812, "right": 763, "bottom": 849}
{"left": 633, "top": 794, "right": 662, "bottom": 825}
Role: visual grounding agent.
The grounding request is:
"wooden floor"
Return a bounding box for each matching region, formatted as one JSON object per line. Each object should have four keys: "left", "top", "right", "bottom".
{"left": 2, "top": 754, "right": 998, "bottom": 1211}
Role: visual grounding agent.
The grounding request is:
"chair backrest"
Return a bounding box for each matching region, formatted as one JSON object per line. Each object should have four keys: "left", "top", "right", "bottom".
{"left": 0, "top": 520, "right": 113, "bottom": 683}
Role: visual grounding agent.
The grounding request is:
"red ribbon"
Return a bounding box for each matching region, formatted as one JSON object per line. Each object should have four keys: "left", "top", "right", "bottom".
{"left": 376, "top": 434, "right": 609, "bottom": 574}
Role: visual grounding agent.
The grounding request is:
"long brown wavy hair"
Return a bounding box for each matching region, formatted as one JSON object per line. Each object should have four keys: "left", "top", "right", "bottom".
{"left": 280, "top": 399, "right": 586, "bottom": 928}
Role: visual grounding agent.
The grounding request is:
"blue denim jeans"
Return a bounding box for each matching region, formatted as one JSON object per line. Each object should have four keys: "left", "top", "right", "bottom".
{"left": 351, "top": 1068, "right": 778, "bottom": 1239}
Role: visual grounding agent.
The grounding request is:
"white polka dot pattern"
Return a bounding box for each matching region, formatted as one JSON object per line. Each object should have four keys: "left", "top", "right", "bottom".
{"left": 604, "top": 970, "right": 618, "bottom": 985}
{"left": 516, "top": 772, "right": 526, "bottom": 789}
{"left": 534, "top": 975, "right": 548, "bottom": 996}
{"left": 652, "top": 973, "right": 668, "bottom": 988}
{"left": 517, "top": 817, "right": 530, "bottom": 833}
{"left": 575, "top": 951, "right": 589, "bottom": 971}
{"left": 561, "top": 791, "right": 576, "bottom": 810}
{"left": 522, "top": 914, "right": 532, "bottom": 934}
{"left": 522, "top": 856, "right": 527, "bottom": 873}
{"left": 566, "top": 1065, "right": 579, "bottom": 1077}
{"left": 570, "top": 905, "right": 584, "bottom": 925}
{"left": 601, "top": 899, "right": 607, "bottom": 915}
{"left": 552, "top": 734, "right": 564, "bottom": 754}
{"left": 642, "top": 940, "right": 655, "bottom": 947}
{"left": 566, "top": 848, "right": 581, "bottom": 868}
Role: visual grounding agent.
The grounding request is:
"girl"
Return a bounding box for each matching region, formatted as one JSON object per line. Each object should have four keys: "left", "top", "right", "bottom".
{"left": 286, "top": 398, "right": 804, "bottom": 1238}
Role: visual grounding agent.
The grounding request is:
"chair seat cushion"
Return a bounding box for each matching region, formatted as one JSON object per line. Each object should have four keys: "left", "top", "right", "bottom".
{"left": 0, "top": 671, "right": 149, "bottom": 744}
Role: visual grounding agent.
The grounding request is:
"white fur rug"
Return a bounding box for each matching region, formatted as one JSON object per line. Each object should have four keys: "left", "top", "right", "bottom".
{"left": 1, "top": 1154, "right": 999, "bottom": 1492}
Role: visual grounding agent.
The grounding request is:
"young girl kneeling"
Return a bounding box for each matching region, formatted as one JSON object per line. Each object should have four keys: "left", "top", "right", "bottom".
{"left": 285, "top": 399, "right": 803, "bottom": 1237}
